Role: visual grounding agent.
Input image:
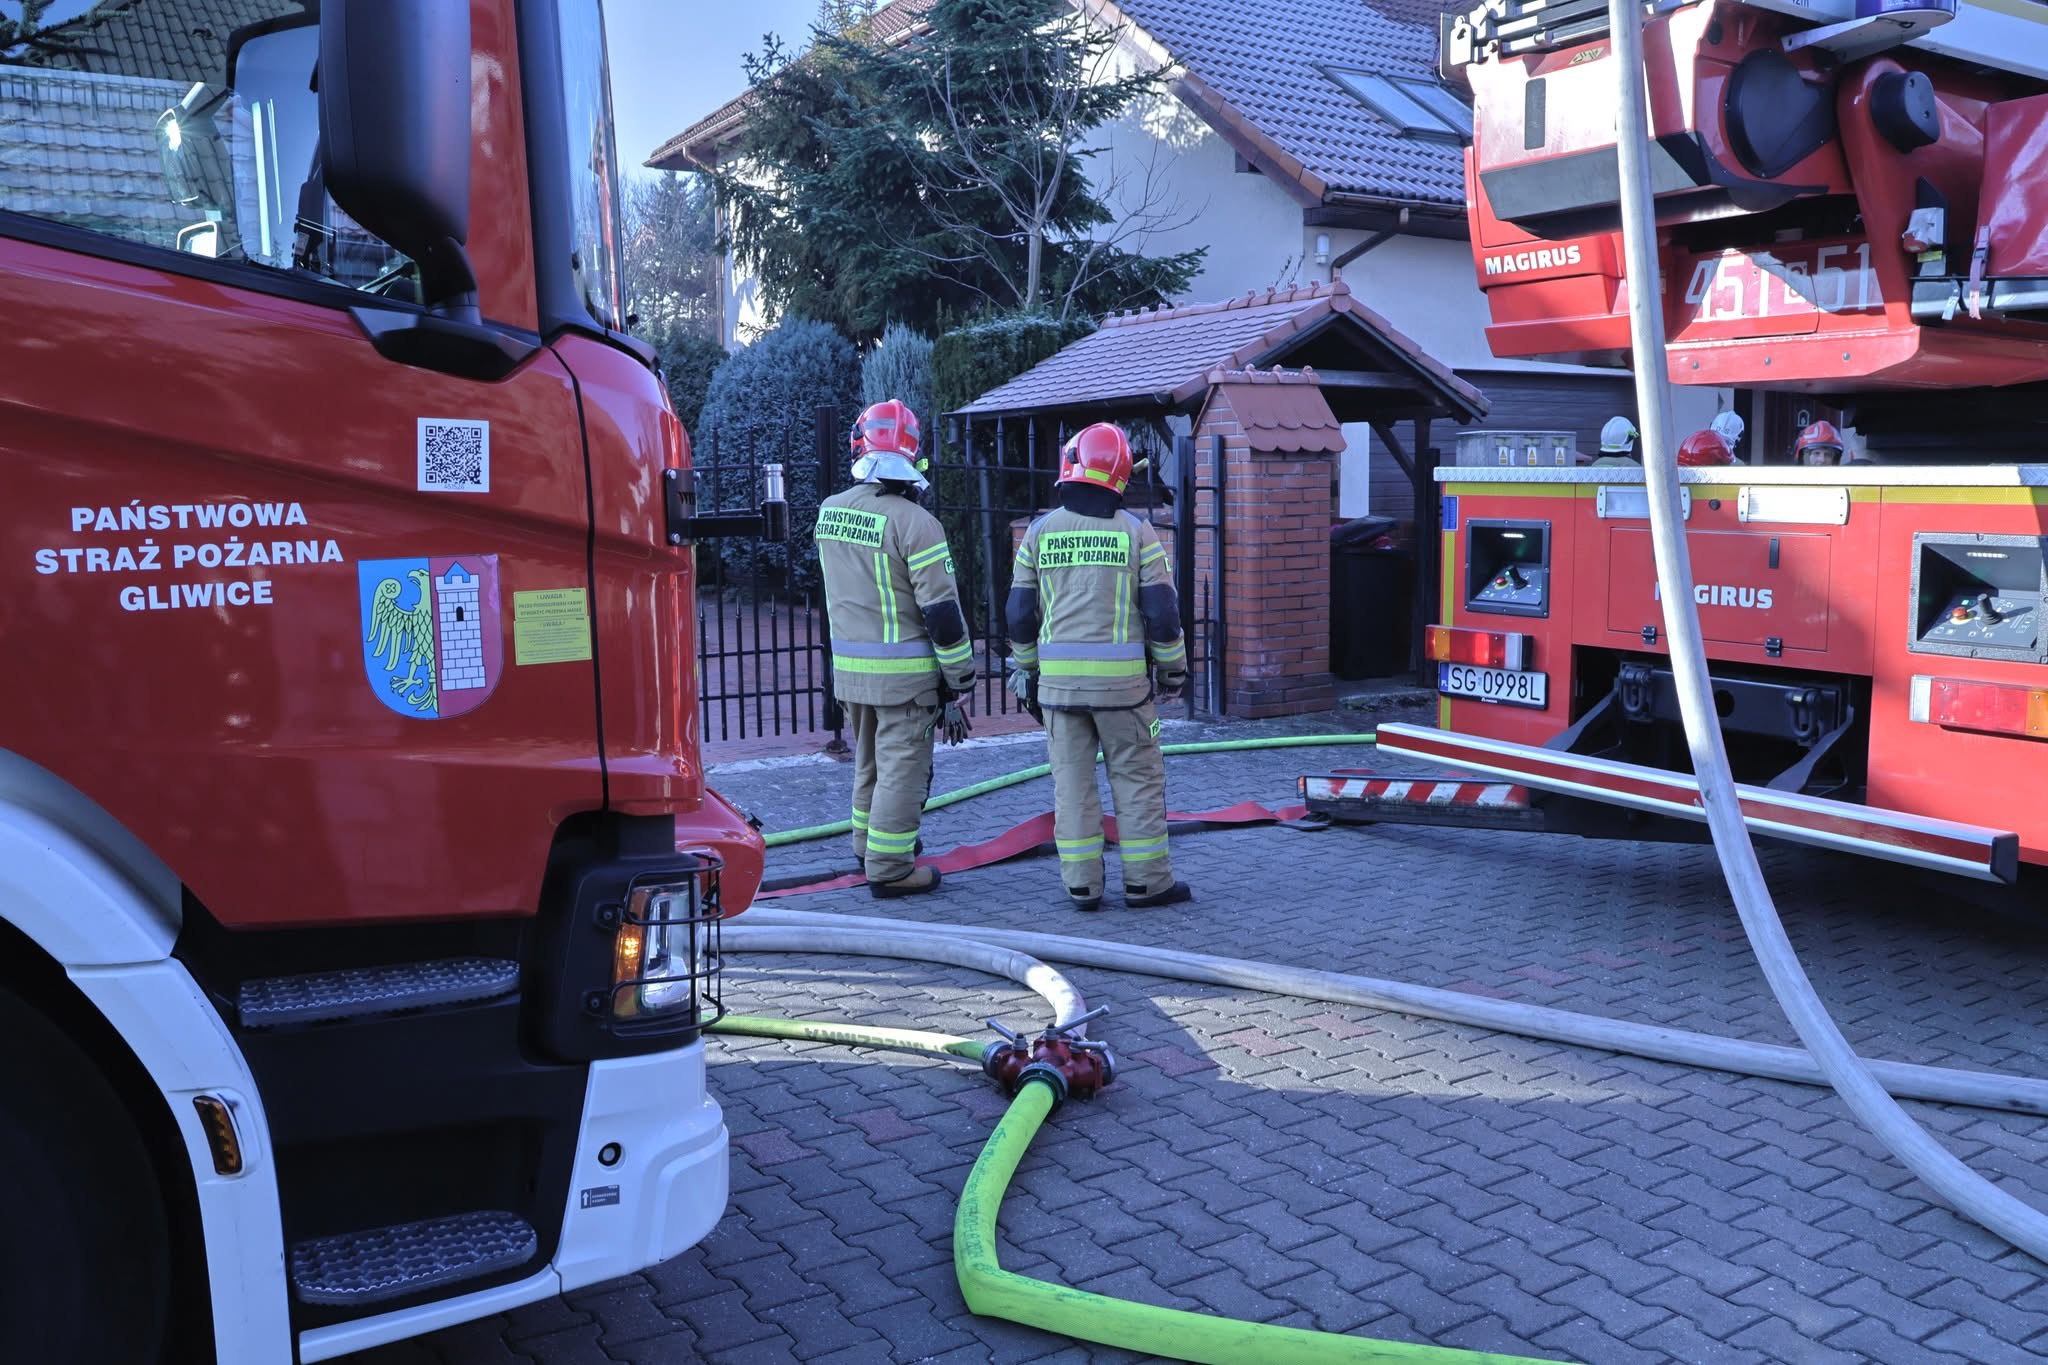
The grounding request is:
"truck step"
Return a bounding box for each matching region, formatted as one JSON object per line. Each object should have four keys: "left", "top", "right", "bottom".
{"left": 237, "top": 958, "right": 519, "bottom": 1028}
{"left": 289, "top": 1210, "right": 537, "bottom": 1306}
{"left": 1300, "top": 773, "right": 1543, "bottom": 830}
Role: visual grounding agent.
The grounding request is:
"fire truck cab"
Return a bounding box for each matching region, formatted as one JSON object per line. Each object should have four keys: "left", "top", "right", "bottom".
{"left": 0, "top": 2, "right": 760, "bottom": 1361}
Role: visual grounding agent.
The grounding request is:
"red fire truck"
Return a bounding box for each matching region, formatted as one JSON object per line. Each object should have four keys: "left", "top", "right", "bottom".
{"left": 1, "top": 2, "right": 764, "bottom": 1360}
{"left": 1306, "top": 0, "right": 2048, "bottom": 884}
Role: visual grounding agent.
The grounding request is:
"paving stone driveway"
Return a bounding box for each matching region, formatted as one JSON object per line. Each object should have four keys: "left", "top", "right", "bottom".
{"left": 357, "top": 718, "right": 2048, "bottom": 1363}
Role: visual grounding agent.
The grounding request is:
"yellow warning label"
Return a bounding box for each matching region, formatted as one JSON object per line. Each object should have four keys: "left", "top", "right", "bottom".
{"left": 514, "top": 588, "right": 592, "bottom": 665}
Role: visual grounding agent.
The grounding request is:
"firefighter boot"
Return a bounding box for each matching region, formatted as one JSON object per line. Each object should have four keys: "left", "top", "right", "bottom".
{"left": 871, "top": 866, "right": 943, "bottom": 898}
{"left": 1125, "top": 880, "right": 1193, "bottom": 908}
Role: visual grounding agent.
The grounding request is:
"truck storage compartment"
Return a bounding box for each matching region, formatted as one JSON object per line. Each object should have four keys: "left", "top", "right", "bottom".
{"left": 1606, "top": 527, "right": 1832, "bottom": 653}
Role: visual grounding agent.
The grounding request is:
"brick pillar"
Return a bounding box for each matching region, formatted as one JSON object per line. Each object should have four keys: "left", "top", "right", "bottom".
{"left": 1194, "top": 372, "right": 1342, "bottom": 718}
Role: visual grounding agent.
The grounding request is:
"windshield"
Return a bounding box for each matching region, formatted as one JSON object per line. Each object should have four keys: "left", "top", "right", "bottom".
{"left": 0, "top": 2, "right": 414, "bottom": 299}
{"left": 556, "top": 0, "right": 625, "bottom": 330}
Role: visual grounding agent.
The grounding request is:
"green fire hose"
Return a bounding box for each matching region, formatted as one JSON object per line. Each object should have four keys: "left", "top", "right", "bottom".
{"left": 763, "top": 731, "right": 1381, "bottom": 848}
{"left": 709, "top": 1014, "right": 1560, "bottom": 1365}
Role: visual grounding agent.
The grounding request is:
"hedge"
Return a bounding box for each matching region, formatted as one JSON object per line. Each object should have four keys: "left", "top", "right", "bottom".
{"left": 696, "top": 319, "right": 863, "bottom": 595}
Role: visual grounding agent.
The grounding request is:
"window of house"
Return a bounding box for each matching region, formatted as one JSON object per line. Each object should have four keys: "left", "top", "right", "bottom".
{"left": 1325, "top": 69, "right": 1473, "bottom": 142}
{"left": 0, "top": 0, "right": 415, "bottom": 300}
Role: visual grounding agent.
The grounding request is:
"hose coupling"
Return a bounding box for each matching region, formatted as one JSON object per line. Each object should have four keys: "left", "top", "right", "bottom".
{"left": 982, "top": 1014, "right": 1115, "bottom": 1100}
{"left": 982, "top": 1018, "right": 1033, "bottom": 1091}
{"left": 1014, "top": 1060, "right": 1070, "bottom": 1107}
{"left": 1021, "top": 1035, "right": 1115, "bottom": 1101}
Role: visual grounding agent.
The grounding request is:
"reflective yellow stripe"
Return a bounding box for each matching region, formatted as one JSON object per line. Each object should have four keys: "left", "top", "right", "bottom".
{"left": 866, "top": 828, "right": 919, "bottom": 852}
{"left": 935, "top": 640, "right": 973, "bottom": 666}
{"left": 1120, "top": 846, "right": 1169, "bottom": 861}
{"left": 851, "top": 808, "right": 869, "bottom": 830}
{"left": 907, "top": 542, "right": 950, "bottom": 570}
{"left": 874, "top": 553, "right": 899, "bottom": 642}
{"left": 1057, "top": 835, "right": 1105, "bottom": 863}
{"left": 1040, "top": 577, "right": 1056, "bottom": 645}
{"left": 1119, "top": 835, "right": 1167, "bottom": 853}
{"left": 1149, "top": 639, "right": 1186, "bottom": 663}
{"left": 834, "top": 654, "right": 938, "bottom": 674}
{"left": 1042, "top": 659, "right": 1147, "bottom": 677}
{"left": 1140, "top": 542, "right": 1167, "bottom": 565}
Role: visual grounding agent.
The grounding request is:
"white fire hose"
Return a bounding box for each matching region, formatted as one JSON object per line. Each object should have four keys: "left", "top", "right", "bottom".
{"left": 743, "top": 906, "right": 2048, "bottom": 1117}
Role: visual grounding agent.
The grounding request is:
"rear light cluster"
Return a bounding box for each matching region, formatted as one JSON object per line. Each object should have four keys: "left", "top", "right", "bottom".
{"left": 1426, "top": 625, "right": 1530, "bottom": 670}
{"left": 1908, "top": 676, "right": 2048, "bottom": 740}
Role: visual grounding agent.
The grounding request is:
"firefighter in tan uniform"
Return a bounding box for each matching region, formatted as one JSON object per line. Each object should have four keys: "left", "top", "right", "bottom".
{"left": 1006, "top": 423, "right": 1191, "bottom": 911}
{"left": 818, "top": 400, "right": 974, "bottom": 897}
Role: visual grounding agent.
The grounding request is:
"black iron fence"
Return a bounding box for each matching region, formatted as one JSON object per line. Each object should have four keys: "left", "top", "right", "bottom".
{"left": 691, "top": 407, "right": 1227, "bottom": 744}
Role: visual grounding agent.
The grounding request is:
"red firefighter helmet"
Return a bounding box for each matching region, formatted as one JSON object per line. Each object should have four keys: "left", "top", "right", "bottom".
{"left": 851, "top": 399, "right": 921, "bottom": 460}
{"left": 1795, "top": 420, "right": 1844, "bottom": 465}
{"left": 1058, "top": 422, "right": 1134, "bottom": 496}
{"left": 1676, "top": 429, "right": 1736, "bottom": 466}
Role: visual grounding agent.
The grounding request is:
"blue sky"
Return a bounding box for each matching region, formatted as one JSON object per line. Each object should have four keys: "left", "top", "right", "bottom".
{"left": 608, "top": 0, "right": 822, "bottom": 179}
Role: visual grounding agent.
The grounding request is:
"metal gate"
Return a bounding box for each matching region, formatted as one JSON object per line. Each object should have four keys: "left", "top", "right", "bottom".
{"left": 692, "top": 406, "right": 844, "bottom": 745}
{"left": 693, "top": 409, "right": 1226, "bottom": 744}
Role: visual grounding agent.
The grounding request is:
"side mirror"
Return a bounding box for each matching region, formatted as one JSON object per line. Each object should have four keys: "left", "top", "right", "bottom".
{"left": 318, "top": 0, "right": 477, "bottom": 319}
{"left": 156, "top": 83, "right": 233, "bottom": 214}
{"left": 176, "top": 222, "right": 222, "bottom": 258}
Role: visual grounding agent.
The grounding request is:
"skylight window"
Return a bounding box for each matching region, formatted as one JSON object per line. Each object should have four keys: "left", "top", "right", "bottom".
{"left": 1325, "top": 69, "right": 1472, "bottom": 142}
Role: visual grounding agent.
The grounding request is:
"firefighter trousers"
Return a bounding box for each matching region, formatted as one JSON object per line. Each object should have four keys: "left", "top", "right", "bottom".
{"left": 847, "top": 699, "right": 939, "bottom": 884}
{"left": 1044, "top": 700, "right": 1173, "bottom": 900}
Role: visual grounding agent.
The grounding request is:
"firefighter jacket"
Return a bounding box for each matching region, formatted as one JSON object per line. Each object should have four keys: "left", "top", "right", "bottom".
{"left": 817, "top": 483, "right": 975, "bottom": 705}
{"left": 1007, "top": 506, "right": 1186, "bottom": 709}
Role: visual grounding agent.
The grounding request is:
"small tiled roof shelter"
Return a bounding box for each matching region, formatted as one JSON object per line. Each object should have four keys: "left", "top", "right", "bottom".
{"left": 953, "top": 281, "right": 1484, "bottom": 716}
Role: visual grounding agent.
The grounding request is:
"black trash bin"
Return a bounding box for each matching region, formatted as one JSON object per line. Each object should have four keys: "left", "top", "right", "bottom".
{"left": 1329, "top": 517, "right": 1414, "bottom": 680}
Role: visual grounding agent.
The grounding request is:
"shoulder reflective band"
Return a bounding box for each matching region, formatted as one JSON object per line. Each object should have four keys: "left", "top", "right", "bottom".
{"left": 817, "top": 507, "right": 887, "bottom": 547}
{"left": 1037, "top": 531, "right": 1130, "bottom": 569}
{"left": 907, "top": 541, "right": 952, "bottom": 571}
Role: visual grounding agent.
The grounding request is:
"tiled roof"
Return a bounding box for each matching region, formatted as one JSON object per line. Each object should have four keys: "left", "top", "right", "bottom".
{"left": 1101, "top": 0, "right": 1465, "bottom": 205}
{"left": 3, "top": 1, "right": 302, "bottom": 249}
{"left": 956, "top": 280, "right": 1483, "bottom": 420}
{"left": 1204, "top": 368, "right": 1346, "bottom": 454}
{"left": 646, "top": 0, "right": 935, "bottom": 169}
{"left": 0, "top": 66, "right": 203, "bottom": 249}
{"left": 41, "top": 0, "right": 305, "bottom": 84}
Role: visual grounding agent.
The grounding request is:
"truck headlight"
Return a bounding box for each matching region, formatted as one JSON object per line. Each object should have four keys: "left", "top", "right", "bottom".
{"left": 609, "top": 862, "right": 723, "bottom": 1029}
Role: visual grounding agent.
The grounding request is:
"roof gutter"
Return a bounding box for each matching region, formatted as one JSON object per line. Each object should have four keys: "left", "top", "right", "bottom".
{"left": 1329, "top": 208, "right": 1406, "bottom": 282}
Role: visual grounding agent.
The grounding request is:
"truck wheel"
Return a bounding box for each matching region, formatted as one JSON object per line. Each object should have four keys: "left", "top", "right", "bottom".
{"left": 0, "top": 987, "right": 173, "bottom": 1364}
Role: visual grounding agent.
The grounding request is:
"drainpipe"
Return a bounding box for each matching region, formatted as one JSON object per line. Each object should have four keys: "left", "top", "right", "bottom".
{"left": 1328, "top": 207, "right": 1408, "bottom": 283}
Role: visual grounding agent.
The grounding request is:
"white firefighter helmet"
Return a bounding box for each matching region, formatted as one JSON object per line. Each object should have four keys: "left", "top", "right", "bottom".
{"left": 1711, "top": 409, "right": 1746, "bottom": 451}
{"left": 1599, "top": 415, "right": 1639, "bottom": 454}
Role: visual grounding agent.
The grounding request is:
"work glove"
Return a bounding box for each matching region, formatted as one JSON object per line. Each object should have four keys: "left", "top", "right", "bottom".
{"left": 1006, "top": 660, "right": 1043, "bottom": 723}
{"left": 938, "top": 697, "right": 973, "bottom": 747}
{"left": 1154, "top": 668, "right": 1187, "bottom": 704}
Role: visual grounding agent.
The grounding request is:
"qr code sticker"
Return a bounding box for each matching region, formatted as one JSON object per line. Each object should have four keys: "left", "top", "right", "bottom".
{"left": 418, "top": 417, "right": 490, "bottom": 493}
